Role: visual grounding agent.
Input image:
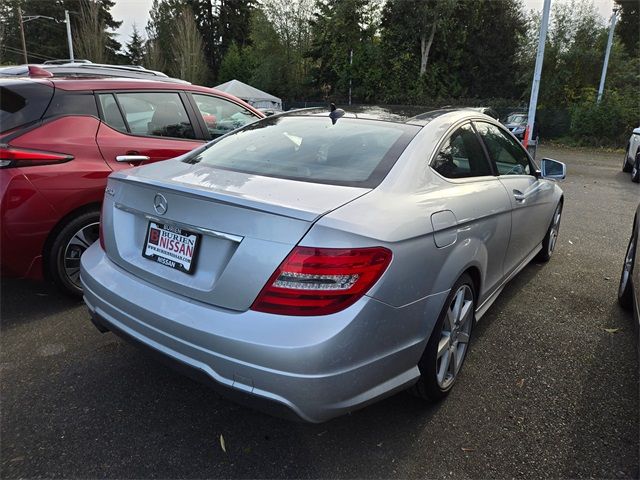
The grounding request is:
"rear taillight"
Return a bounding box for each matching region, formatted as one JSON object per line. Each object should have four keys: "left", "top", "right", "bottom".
{"left": 251, "top": 246, "right": 392, "bottom": 316}
{"left": 0, "top": 144, "right": 73, "bottom": 168}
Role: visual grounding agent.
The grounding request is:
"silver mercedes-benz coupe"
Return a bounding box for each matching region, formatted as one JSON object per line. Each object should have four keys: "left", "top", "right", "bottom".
{"left": 81, "top": 107, "right": 566, "bottom": 422}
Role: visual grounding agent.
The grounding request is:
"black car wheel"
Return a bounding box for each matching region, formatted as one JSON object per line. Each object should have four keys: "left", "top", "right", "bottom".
{"left": 623, "top": 144, "right": 632, "bottom": 173}
{"left": 47, "top": 209, "right": 100, "bottom": 297}
{"left": 618, "top": 215, "right": 637, "bottom": 310}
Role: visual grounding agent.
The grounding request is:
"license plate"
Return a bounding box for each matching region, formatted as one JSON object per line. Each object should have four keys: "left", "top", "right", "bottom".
{"left": 142, "top": 221, "right": 201, "bottom": 274}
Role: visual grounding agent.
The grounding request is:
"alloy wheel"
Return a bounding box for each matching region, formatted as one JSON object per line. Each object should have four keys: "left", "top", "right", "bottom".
{"left": 548, "top": 205, "right": 562, "bottom": 256}
{"left": 63, "top": 221, "right": 100, "bottom": 289}
{"left": 436, "top": 284, "right": 473, "bottom": 389}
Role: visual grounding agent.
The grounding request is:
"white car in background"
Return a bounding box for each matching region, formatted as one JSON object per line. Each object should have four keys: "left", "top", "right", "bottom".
{"left": 622, "top": 126, "right": 640, "bottom": 183}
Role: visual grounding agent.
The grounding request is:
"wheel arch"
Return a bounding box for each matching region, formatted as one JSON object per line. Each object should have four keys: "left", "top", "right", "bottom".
{"left": 463, "top": 265, "right": 482, "bottom": 301}
{"left": 431, "top": 236, "right": 489, "bottom": 305}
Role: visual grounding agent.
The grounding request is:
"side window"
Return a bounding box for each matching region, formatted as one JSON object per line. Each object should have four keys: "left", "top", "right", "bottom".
{"left": 115, "top": 92, "right": 195, "bottom": 139}
{"left": 45, "top": 91, "right": 98, "bottom": 118}
{"left": 98, "top": 93, "right": 126, "bottom": 132}
{"left": 431, "top": 123, "right": 493, "bottom": 179}
{"left": 475, "top": 122, "right": 531, "bottom": 176}
{"left": 192, "top": 94, "right": 258, "bottom": 139}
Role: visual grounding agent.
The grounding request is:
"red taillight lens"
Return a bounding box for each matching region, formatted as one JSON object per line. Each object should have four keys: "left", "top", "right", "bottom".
{"left": 251, "top": 246, "right": 392, "bottom": 316}
{"left": 0, "top": 145, "right": 73, "bottom": 168}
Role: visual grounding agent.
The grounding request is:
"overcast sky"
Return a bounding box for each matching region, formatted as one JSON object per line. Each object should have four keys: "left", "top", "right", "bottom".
{"left": 112, "top": 0, "right": 616, "bottom": 44}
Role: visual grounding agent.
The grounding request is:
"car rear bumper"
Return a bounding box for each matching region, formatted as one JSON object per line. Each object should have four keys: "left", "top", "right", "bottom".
{"left": 0, "top": 169, "right": 58, "bottom": 279}
{"left": 80, "top": 242, "right": 449, "bottom": 422}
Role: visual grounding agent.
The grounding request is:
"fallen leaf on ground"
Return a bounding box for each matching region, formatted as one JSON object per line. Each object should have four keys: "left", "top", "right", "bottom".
{"left": 603, "top": 328, "right": 620, "bottom": 334}
{"left": 220, "top": 434, "right": 227, "bottom": 453}
{"left": 516, "top": 378, "right": 525, "bottom": 388}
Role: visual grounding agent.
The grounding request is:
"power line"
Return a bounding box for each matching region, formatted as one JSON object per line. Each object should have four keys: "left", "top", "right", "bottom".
{"left": 3, "top": 45, "right": 58, "bottom": 61}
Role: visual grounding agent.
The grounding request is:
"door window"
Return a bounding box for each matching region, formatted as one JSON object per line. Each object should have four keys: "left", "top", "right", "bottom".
{"left": 98, "top": 93, "right": 127, "bottom": 132}
{"left": 192, "top": 94, "right": 258, "bottom": 139}
{"left": 101, "top": 92, "right": 196, "bottom": 139}
{"left": 475, "top": 122, "right": 531, "bottom": 176}
{"left": 431, "top": 123, "right": 493, "bottom": 179}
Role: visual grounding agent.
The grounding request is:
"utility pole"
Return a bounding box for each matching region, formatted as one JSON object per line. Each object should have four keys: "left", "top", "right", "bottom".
{"left": 65, "top": 10, "right": 74, "bottom": 62}
{"left": 524, "top": 0, "right": 551, "bottom": 150}
{"left": 597, "top": 8, "right": 619, "bottom": 103}
{"left": 18, "top": 7, "right": 28, "bottom": 63}
{"left": 348, "top": 49, "right": 353, "bottom": 106}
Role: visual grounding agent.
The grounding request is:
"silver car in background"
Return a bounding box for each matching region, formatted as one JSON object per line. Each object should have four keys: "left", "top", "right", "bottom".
{"left": 622, "top": 126, "right": 640, "bottom": 183}
{"left": 81, "top": 108, "right": 566, "bottom": 422}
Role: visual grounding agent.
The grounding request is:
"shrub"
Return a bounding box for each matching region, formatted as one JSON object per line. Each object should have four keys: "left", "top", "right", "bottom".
{"left": 569, "top": 89, "right": 639, "bottom": 147}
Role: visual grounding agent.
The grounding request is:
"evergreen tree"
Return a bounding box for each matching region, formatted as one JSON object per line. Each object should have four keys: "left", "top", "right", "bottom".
{"left": 0, "top": 0, "right": 122, "bottom": 64}
{"left": 615, "top": 0, "right": 640, "bottom": 57}
{"left": 307, "top": 0, "right": 380, "bottom": 101}
{"left": 455, "top": 0, "right": 526, "bottom": 98}
{"left": 125, "top": 23, "right": 145, "bottom": 65}
{"left": 186, "top": 0, "right": 255, "bottom": 81}
{"left": 218, "top": 42, "right": 253, "bottom": 84}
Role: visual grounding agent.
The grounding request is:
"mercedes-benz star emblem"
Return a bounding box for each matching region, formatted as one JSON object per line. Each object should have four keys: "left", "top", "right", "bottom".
{"left": 153, "top": 194, "right": 168, "bottom": 215}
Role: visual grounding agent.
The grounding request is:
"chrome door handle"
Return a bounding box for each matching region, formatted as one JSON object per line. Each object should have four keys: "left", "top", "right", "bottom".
{"left": 513, "top": 190, "right": 526, "bottom": 202}
{"left": 115, "top": 155, "right": 150, "bottom": 162}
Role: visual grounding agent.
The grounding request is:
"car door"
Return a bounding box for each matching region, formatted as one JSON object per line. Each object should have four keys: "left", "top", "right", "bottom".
{"left": 474, "top": 121, "right": 555, "bottom": 276}
{"left": 429, "top": 122, "right": 512, "bottom": 303}
{"left": 95, "top": 91, "right": 204, "bottom": 170}
{"left": 186, "top": 92, "right": 262, "bottom": 141}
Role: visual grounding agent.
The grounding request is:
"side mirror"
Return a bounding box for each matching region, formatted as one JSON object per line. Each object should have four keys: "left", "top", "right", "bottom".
{"left": 540, "top": 158, "right": 566, "bottom": 181}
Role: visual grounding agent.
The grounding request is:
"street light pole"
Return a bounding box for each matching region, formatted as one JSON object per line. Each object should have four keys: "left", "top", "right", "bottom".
{"left": 524, "top": 0, "right": 552, "bottom": 151}
{"left": 65, "top": 10, "right": 74, "bottom": 62}
{"left": 597, "top": 8, "right": 619, "bottom": 103}
{"left": 348, "top": 49, "right": 353, "bottom": 106}
{"left": 18, "top": 7, "right": 28, "bottom": 63}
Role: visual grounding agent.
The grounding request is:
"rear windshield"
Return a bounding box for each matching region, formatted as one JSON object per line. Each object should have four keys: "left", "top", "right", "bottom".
{"left": 184, "top": 116, "right": 420, "bottom": 187}
{"left": 0, "top": 81, "right": 54, "bottom": 133}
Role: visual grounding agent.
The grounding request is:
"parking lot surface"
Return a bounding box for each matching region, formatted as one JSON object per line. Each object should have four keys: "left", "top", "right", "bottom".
{"left": 1, "top": 145, "right": 638, "bottom": 479}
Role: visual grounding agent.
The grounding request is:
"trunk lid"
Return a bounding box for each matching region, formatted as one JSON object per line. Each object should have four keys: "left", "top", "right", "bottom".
{"left": 102, "top": 159, "right": 370, "bottom": 310}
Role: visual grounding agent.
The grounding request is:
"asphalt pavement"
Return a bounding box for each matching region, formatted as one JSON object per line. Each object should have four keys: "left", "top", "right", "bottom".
{"left": 1, "top": 145, "right": 638, "bottom": 479}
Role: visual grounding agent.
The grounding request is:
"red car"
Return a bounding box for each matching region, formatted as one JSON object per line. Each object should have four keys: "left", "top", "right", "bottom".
{"left": 1, "top": 74, "right": 263, "bottom": 296}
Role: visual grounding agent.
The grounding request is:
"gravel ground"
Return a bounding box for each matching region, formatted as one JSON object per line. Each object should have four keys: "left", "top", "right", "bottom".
{"left": 1, "top": 144, "right": 638, "bottom": 479}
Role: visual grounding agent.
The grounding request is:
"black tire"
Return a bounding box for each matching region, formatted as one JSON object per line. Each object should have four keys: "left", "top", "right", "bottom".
{"left": 47, "top": 209, "right": 100, "bottom": 297}
{"left": 536, "top": 201, "right": 563, "bottom": 262}
{"left": 622, "top": 145, "right": 632, "bottom": 173}
{"left": 411, "top": 272, "right": 475, "bottom": 401}
{"left": 632, "top": 151, "right": 640, "bottom": 183}
{"left": 618, "top": 217, "right": 637, "bottom": 311}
